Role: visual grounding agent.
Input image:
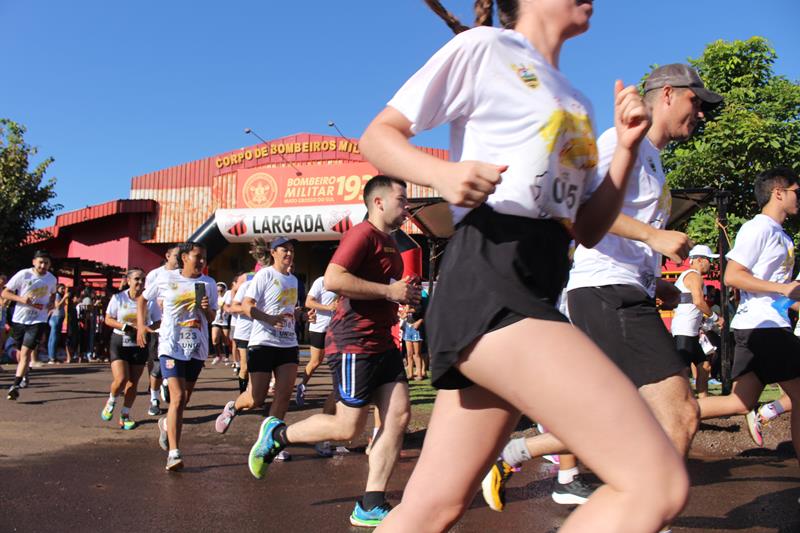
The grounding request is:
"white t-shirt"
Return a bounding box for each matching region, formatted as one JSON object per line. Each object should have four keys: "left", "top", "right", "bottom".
{"left": 7, "top": 268, "right": 57, "bottom": 324}
{"left": 567, "top": 130, "right": 670, "bottom": 297}
{"left": 728, "top": 214, "right": 795, "bottom": 330}
{"left": 671, "top": 269, "right": 705, "bottom": 337}
{"left": 142, "top": 269, "right": 219, "bottom": 361}
{"left": 232, "top": 280, "right": 253, "bottom": 342}
{"left": 245, "top": 267, "right": 298, "bottom": 348}
{"left": 212, "top": 290, "right": 231, "bottom": 326}
{"left": 388, "top": 26, "right": 599, "bottom": 225}
{"left": 307, "top": 276, "right": 337, "bottom": 333}
{"left": 106, "top": 290, "right": 159, "bottom": 346}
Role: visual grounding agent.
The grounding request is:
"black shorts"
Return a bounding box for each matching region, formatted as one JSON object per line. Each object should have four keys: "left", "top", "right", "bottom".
{"left": 109, "top": 334, "right": 149, "bottom": 365}
{"left": 247, "top": 345, "right": 299, "bottom": 373}
{"left": 309, "top": 330, "right": 326, "bottom": 350}
{"left": 674, "top": 335, "right": 706, "bottom": 367}
{"left": 212, "top": 323, "right": 230, "bottom": 331}
{"left": 328, "top": 348, "right": 407, "bottom": 408}
{"left": 234, "top": 338, "right": 249, "bottom": 350}
{"left": 568, "top": 285, "right": 686, "bottom": 388}
{"left": 732, "top": 328, "right": 800, "bottom": 384}
{"left": 427, "top": 205, "right": 571, "bottom": 390}
{"left": 11, "top": 322, "right": 47, "bottom": 350}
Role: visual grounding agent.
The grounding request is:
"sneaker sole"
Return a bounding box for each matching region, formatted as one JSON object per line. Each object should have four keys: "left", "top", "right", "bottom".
{"left": 552, "top": 492, "right": 589, "bottom": 505}
{"left": 481, "top": 469, "right": 504, "bottom": 512}
{"left": 745, "top": 411, "right": 763, "bottom": 447}
{"left": 158, "top": 418, "right": 169, "bottom": 451}
{"left": 166, "top": 459, "right": 184, "bottom": 472}
{"left": 248, "top": 418, "right": 277, "bottom": 479}
{"left": 349, "top": 515, "right": 382, "bottom": 528}
{"left": 215, "top": 412, "right": 235, "bottom": 434}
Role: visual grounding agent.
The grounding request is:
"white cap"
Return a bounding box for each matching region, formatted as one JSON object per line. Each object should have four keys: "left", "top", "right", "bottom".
{"left": 689, "top": 244, "right": 719, "bottom": 259}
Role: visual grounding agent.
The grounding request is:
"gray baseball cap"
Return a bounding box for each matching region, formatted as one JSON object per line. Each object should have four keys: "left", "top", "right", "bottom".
{"left": 644, "top": 64, "right": 723, "bottom": 105}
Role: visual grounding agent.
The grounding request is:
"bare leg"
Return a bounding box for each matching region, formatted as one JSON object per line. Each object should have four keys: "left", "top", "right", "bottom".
{"left": 268, "top": 363, "right": 298, "bottom": 419}
{"left": 166, "top": 377, "right": 187, "bottom": 450}
{"left": 776, "top": 377, "right": 800, "bottom": 463}
{"left": 411, "top": 342, "right": 422, "bottom": 379}
{"left": 365, "top": 381, "right": 410, "bottom": 492}
{"left": 404, "top": 341, "right": 414, "bottom": 379}
{"left": 695, "top": 361, "right": 711, "bottom": 398}
{"left": 698, "top": 372, "right": 764, "bottom": 419}
{"left": 302, "top": 346, "right": 325, "bottom": 386}
{"left": 109, "top": 360, "right": 129, "bottom": 397}
{"left": 639, "top": 372, "right": 699, "bottom": 457}
{"left": 235, "top": 371, "right": 269, "bottom": 410}
{"left": 378, "top": 319, "right": 687, "bottom": 533}
{"left": 286, "top": 401, "right": 368, "bottom": 443}
{"left": 123, "top": 364, "right": 145, "bottom": 409}
{"left": 14, "top": 346, "right": 33, "bottom": 379}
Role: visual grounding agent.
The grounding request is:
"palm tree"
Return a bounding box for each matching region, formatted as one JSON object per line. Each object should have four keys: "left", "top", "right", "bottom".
{"left": 423, "top": 0, "right": 497, "bottom": 34}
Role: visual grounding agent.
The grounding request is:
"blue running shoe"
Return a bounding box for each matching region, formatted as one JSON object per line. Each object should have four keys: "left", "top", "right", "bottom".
{"left": 350, "top": 501, "right": 392, "bottom": 528}
{"left": 248, "top": 416, "right": 285, "bottom": 479}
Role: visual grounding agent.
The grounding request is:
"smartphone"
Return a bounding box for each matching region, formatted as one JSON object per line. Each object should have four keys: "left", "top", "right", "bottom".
{"left": 194, "top": 282, "right": 206, "bottom": 310}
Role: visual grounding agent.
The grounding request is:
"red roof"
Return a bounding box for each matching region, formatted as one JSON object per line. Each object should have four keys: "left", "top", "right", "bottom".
{"left": 28, "top": 199, "right": 157, "bottom": 243}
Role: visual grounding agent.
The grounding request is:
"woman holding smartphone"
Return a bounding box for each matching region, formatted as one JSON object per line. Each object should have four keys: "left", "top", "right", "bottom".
{"left": 138, "top": 242, "right": 217, "bottom": 471}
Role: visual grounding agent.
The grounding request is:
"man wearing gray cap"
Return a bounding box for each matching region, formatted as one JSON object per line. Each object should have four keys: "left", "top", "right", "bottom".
{"left": 482, "top": 64, "right": 723, "bottom": 514}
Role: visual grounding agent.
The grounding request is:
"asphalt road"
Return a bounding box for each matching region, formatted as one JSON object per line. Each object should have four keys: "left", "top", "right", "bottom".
{"left": 1, "top": 357, "right": 799, "bottom": 533}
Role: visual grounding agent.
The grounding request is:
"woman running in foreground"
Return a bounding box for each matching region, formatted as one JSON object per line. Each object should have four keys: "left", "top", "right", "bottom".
{"left": 359, "top": 1, "right": 688, "bottom": 531}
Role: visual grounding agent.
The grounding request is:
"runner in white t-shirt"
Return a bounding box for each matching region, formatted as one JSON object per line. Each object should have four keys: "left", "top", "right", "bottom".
{"left": 697, "top": 168, "right": 800, "bottom": 462}
{"left": 215, "top": 237, "right": 299, "bottom": 459}
{"left": 99, "top": 268, "right": 156, "bottom": 430}
{"left": 476, "top": 62, "right": 719, "bottom": 521}
{"left": 357, "top": 3, "right": 688, "bottom": 530}
{"left": 144, "top": 245, "right": 179, "bottom": 415}
{"left": 230, "top": 273, "right": 254, "bottom": 392}
{"left": 671, "top": 245, "right": 722, "bottom": 398}
{"left": 4, "top": 250, "right": 57, "bottom": 401}
{"left": 137, "top": 242, "right": 218, "bottom": 471}
{"left": 210, "top": 282, "right": 231, "bottom": 365}
{"left": 295, "top": 275, "right": 338, "bottom": 406}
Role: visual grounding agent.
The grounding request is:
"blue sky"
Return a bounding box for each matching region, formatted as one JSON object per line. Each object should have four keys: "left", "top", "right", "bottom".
{"left": 3, "top": 1, "right": 798, "bottom": 225}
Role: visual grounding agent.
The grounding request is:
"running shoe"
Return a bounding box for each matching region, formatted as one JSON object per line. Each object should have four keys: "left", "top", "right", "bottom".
{"left": 119, "top": 416, "right": 137, "bottom": 431}
{"left": 335, "top": 446, "right": 351, "bottom": 455}
{"left": 745, "top": 409, "right": 763, "bottom": 447}
{"left": 19, "top": 375, "right": 29, "bottom": 388}
{"left": 350, "top": 501, "right": 392, "bottom": 528}
{"left": 7, "top": 386, "right": 19, "bottom": 401}
{"left": 248, "top": 416, "right": 286, "bottom": 479}
{"left": 101, "top": 401, "right": 115, "bottom": 421}
{"left": 274, "top": 450, "right": 291, "bottom": 462}
{"left": 481, "top": 459, "right": 517, "bottom": 512}
{"left": 215, "top": 401, "right": 236, "bottom": 434}
{"left": 211, "top": 356, "right": 221, "bottom": 365}
{"left": 295, "top": 383, "right": 306, "bottom": 407}
{"left": 148, "top": 399, "right": 160, "bottom": 417}
{"left": 543, "top": 454, "right": 560, "bottom": 465}
{"left": 158, "top": 416, "right": 169, "bottom": 451}
{"left": 315, "top": 441, "right": 333, "bottom": 457}
{"left": 166, "top": 452, "right": 183, "bottom": 472}
{"left": 160, "top": 381, "right": 170, "bottom": 403}
{"left": 551, "top": 475, "right": 594, "bottom": 505}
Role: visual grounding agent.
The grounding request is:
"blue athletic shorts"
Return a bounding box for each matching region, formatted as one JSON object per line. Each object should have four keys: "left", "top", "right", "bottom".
{"left": 159, "top": 356, "right": 204, "bottom": 382}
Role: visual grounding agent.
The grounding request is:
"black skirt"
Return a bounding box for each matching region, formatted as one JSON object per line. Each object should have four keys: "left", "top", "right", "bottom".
{"left": 427, "top": 204, "right": 571, "bottom": 389}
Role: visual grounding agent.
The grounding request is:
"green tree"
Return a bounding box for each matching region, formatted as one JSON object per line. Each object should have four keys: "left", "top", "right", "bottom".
{"left": 0, "top": 119, "right": 60, "bottom": 271}
{"left": 662, "top": 37, "right": 800, "bottom": 244}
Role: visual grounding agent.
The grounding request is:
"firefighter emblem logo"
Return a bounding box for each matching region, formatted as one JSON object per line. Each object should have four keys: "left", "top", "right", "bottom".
{"left": 243, "top": 172, "right": 278, "bottom": 208}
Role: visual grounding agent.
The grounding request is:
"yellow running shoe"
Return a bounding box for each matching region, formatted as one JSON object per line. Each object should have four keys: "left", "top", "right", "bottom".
{"left": 481, "top": 459, "right": 517, "bottom": 512}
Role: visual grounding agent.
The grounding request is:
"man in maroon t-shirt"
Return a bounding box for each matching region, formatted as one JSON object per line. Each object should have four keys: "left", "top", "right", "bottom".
{"left": 247, "top": 175, "right": 420, "bottom": 527}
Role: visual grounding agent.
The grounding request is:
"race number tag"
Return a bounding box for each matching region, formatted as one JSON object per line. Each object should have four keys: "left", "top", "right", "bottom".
{"left": 122, "top": 331, "right": 138, "bottom": 348}
{"left": 178, "top": 328, "right": 201, "bottom": 357}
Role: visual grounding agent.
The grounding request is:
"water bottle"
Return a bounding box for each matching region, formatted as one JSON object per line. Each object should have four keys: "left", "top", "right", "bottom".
{"left": 772, "top": 296, "right": 794, "bottom": 318}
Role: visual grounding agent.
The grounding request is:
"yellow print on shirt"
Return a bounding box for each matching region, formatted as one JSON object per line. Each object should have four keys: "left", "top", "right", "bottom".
{"left": 277, "top": 287, "right": 298, "bottom": 308}
{"left": 26, "top": 285, "right": 51, "bottom": 300}
{"left": 780, "top": 245, "right": 795, "bottom": 277}
{"left": 540, "top": 110, "right": 597, "bottom": 171}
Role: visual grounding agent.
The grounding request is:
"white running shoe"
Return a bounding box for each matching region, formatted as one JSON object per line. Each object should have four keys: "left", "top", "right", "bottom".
{"left": 274, "top": 450, "right": 291, "bottom": 462}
